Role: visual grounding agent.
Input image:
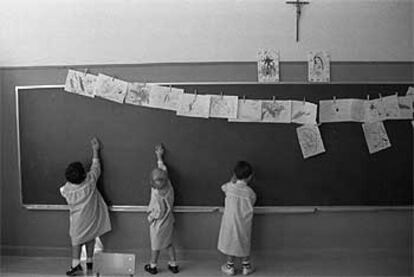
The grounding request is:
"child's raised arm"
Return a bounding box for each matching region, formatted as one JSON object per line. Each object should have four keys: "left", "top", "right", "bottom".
{"left": 155, "top": 144, "right": 167, "bottom": 172}
{"left": 89, "top": 137, "right": 101, "bottom": 180}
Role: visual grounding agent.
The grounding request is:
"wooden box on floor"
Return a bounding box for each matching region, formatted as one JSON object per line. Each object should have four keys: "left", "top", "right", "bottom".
{"left": 94, "top": 252, "right": 135, "bottom": 277}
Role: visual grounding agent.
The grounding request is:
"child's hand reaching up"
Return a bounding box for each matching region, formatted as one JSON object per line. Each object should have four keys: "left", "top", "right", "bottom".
{"left": 91, "top": 137, "right": 100, "bottom": 151}
{"left": 155, "top": 144, "right": 164, "bottom": 160}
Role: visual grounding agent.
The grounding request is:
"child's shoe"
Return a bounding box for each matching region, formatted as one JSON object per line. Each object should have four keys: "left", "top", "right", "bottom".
{"left": 242, "top": 263, "right": 254, "bottom": 276}
{"left": 168, "top": 264, "right": 179, "bottom": 274}
{"left": 66, "top": 264, "right": 83, "bottom": 276}
{"left": 144, "top": 264, "right": 158, "bottom": 275}
{"left": 221, "top": 263, "right": 235, "bottom": 276}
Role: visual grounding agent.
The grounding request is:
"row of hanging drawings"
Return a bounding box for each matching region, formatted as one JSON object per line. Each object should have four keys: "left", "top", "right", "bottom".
{"left": 65, "top": 67, "right": 414, "bottom": 159}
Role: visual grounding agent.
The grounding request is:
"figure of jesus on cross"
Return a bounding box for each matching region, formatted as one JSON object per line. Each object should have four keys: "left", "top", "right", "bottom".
{"left": 286, "top": 0, "right": 310, "bottom": 42}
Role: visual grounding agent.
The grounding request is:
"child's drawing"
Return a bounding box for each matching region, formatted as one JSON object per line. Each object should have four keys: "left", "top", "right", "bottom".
{"left": 125, "top": 82, "right": 150, "bottom": 106}
{"left": 149, "top": 85, "right": 184, "bottom": 111}
{"left": 364, "top": 97, "right": 386, "bottom": 123}
{"left": 398, "top": 96, "right": 413, "bottom": 119}
{"left": 362, "top": 121, "right": 391, "bottom": 154}
{"left": 382, "top": 94, "right": 400, "bottom": 120}
{"left": 261, "top": 100, "right": 291, "bottom": 123}
{"left": 209, "top": 95, "right": 238, "bottom": 119}
{"left": 308, "top": 51, "right": 330, "bottom": 82}
{"left": 319, "top": 99, "right": 365, "bottom": 123}
{"left": 94, "top": 74, "right": 128, "bottom": 103}
{"left": 296, "top": 124, "right": 326, "bottom": 159}
{"left": 176, "top": 93, "right": 211, "bottom": 118}
{"left": 64, "top": 70, "right": 97, "bottom": 98}
{"left": 228, "top": 99, "right": 262, "bottom": 123}
{"left": 291, "top": 100, "right": 317, "bottom": 124}
{"left": 257, "top": 49, "right": 279, "bottom": 82}
{"left": 406, "top": 86, "right": 414, "bottom": 96}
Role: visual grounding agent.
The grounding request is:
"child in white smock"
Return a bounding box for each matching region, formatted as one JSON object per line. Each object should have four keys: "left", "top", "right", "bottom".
{"left": 218, "top": 161, "right": 256, "bottom": 276}
{"left": 60, "top": 137, "right": 111, "bottom": 276}
{"left": 144, "top": 144, "right": 179, "bottom": 275}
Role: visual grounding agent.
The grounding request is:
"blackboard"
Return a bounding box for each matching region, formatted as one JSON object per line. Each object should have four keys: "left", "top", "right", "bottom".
{"left": 18, "top": 84, "right": 413, "bottom": 206}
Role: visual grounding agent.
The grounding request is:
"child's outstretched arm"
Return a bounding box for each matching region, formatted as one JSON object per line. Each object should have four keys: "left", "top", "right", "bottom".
{"left": 155, "top": 144, "right": 167, "bottom": 172}
{"left": 89, "top": 137, "right": 101, "bottom": 181}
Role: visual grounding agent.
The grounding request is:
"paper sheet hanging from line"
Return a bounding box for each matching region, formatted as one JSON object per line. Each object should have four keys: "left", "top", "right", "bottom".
{"left": 176, "top": 93, "right": 211, "bottom": 118}
{"left": 319, "top": 99, "right": 365, "bottom": 123}
{"left": 296, "top": 124, "right": 326, "bottom": 159}
{"left": 362, "top": 121, "right": 391, "bottom": 154}
{"left": 228, "top": 99, "right": 262, "bottom": 122}
{"left": 64, "top": 70, "right": 97, "bottom": 98}
{"left": 261, "top": 100, "right": 292, "bottom": 123}
{"left": 291, "top": 100, "right": 317, "bottom": 124}
{"left": 209, "top": 95, "right": 238, "bottom": 119}
{"left": 94, "top": 73, "right": 128, "bottom": 103}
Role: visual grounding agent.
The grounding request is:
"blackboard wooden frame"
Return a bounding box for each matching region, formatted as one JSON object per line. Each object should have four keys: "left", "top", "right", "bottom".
{"left": 16, "top": 84, "right": 414, "bottom": 213}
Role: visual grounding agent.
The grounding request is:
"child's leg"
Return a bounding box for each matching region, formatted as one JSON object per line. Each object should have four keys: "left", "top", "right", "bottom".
{"left": 71, "top": 244, "right": 82, "bottom": 267}
{"left": 150, "top": 250, "right": 160, "bottom": 266}
{"left": 166, "top": 244, "right": 179, "bottom": 273}
{"left": 85, "top": 239, "right": 95, "bottom": 267}
{"left": 167, "top": 244, "right": 176, "bottom": 264}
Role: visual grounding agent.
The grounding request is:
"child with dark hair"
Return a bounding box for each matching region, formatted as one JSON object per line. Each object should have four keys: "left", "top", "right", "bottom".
{"left": 60, "top": 137, "right": 111, "bottom": 276}
{"left": 144, "top": 144, "right": 179, "bottom": 275}
{"left": 218, "top": 161, "right": 257, "bottom": 276}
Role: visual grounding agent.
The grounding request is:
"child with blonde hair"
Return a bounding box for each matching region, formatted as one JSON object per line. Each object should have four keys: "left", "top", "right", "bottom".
{"left": 60, "top": 137, "right": 111, "bottom": 276}
{"left": 144, "top": 144, "right": 179, "bottom": 275}
{"left": 218, "top": 161, "right": 256, "bottom": 276}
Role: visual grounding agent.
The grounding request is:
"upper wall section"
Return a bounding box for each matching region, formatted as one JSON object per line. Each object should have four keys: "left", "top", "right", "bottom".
{"left": 0, "top": 0, "right": 413, "bottom": 66}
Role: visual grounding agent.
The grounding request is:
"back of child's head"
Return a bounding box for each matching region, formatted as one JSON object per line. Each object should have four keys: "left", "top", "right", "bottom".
{"left": 233, "top": 161, "right": 253, "bottom": 180}
{"left": 150, "top": 168, "right": 168, "bottom": 189}
{"left": 65, "top": 162, "right": 86, "bottom": 184}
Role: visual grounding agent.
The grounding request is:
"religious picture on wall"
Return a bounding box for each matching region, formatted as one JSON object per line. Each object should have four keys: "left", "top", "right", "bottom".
{"left": 308, "top": 51, "right": 330, "bottom": 82}
{"left": 228, "top": 99, "right": 262, "bottom": 123}
{"left": 64, "top": 69, "right": 97, "bottom": 98}
{"left": 382, "top": 94, "right": 401, "bottom": 120}
{"left": 177, "top": 93, "right": 211, "bottom": 118}
{"left": 364, "top": 97, "right": 386, "bottom": 123}
{"left": 94, "top": 74, "right": 128, "bottom": 103}
{"left": 291, "top": 100, "right": 317, "bottom": 124}
{"left": 125, "top": 82, "right": 151, "bottom": 107}
{"left": 209, "top": 95, "right": 238, "bottom": 119}
{"left": 257, "top": 49, "right": 279, "bottom": 82}
{"left": 398, "top": 96, "right": 413, "bottom": 119}
{"left": 319, "top": 99, "right": 365, "bottom": 123}
{"left": 148, "top": 85, "right": 184, "bottom": 111}
{"left": 362, "top": 121, "right": 391, "bottom": 154}
{"left": 296, "top": 124, "right": 326, "bottom": 159}
{"left": 261, "top": 100, "right": 291, "bottom": 123}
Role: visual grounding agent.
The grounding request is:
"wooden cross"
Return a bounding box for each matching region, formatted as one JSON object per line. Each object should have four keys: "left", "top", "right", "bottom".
{"left": 286, "top": 0, "right": 309, "bottom": 42}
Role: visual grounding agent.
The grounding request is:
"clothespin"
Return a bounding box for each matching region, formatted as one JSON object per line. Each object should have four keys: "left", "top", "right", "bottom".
{"left": 243, "top": 95, "right": 246, "bottom": 103}
{"left": 379, "top": 93, "right": 382, "bottom": 101}
{"left": 317, "top": 122, "right": 322, "bottom": 127}
{"left": 303, "top": 97, "right": 306, "bottom": 105}
{"left": 367, "top": 94, "right": 370, "bottom": 101}
{"left": 220, "top": 91, "right": 224, "bottom": 99}
{"left": 333, "top": 96, "right": 336, "bottom": 104}
{"left": 84, "top": 68, "right": 88, "bottom": 76}
{"left": 272, "top": 96, "right": 276, "bottom": 103}
{"left": 193, "top": 89, "right": 198, "bottom": 99}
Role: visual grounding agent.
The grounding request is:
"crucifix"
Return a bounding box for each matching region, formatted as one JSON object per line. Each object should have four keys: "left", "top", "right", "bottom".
{"left": 286, "top": 0, "right": 310, "bottom": 42}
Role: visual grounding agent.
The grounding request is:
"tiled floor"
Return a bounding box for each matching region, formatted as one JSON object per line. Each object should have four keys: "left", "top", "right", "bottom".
{"left": 0, "top": 250, "right": 412, "bottom": 277}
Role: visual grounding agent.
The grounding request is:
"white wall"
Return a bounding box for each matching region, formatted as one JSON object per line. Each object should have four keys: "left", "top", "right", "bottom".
{"left": 0, "top": 0, "right": 413, "bottom": 66}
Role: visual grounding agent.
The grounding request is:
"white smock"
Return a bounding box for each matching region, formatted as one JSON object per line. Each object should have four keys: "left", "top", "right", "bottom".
{"left": 217, "top": 180, "right": 256, "bottom": 257}
{"left": 147, "top": 161, "right": 175, "bottom": 251}
{"left": 60, "top": 158, "right": 111, "bottom": 246}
